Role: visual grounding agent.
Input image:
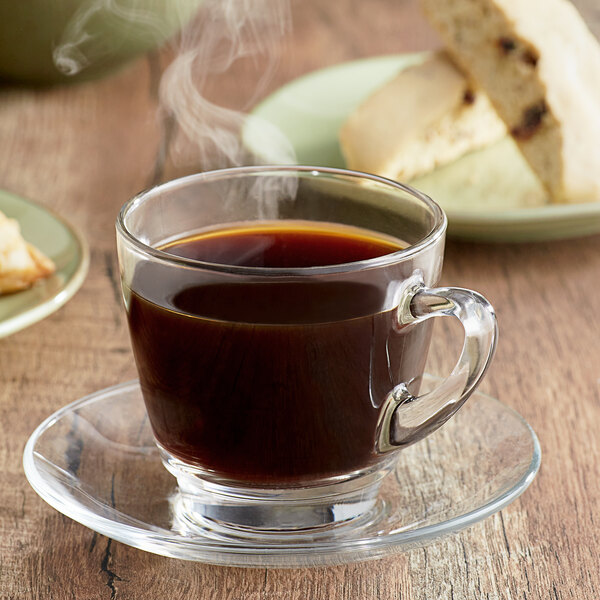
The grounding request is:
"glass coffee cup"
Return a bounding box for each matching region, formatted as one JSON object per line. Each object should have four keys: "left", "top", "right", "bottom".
{"left": 116, "top": 166, "right": 497, "bottom": 537}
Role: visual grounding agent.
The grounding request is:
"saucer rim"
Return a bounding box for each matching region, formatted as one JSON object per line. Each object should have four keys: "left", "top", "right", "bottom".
{"left": 23, "top": 377, "right": 541, "bottom": 564}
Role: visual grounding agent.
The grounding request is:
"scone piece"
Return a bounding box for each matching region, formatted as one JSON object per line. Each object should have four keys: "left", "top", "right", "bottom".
{"left": 0, "top": 210, "right": 55, "bottom": 294}
{"left": 420, "top": 0, "right": 600, "bottom": 203}
{"left": 339, "top": 51, "right": 506, "bottom": 181}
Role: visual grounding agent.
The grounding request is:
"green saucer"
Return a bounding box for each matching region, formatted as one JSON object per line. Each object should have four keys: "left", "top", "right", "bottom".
{"left": 244, "top": 53, "right": 600, "bottom": 242}
{"left": 0, "top": 190, "right": 89, "bottom": 338}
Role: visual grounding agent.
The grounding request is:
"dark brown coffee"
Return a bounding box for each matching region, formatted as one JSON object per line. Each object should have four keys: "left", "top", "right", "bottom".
{"left": 125, "top": 222, "right": 432, "bottom": 486}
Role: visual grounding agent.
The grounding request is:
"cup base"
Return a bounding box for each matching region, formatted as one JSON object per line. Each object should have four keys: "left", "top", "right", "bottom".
{"left": 172, "top": 492, "right": 386, "bottom": 543}
{"left": 160, "top": 446, "right": 392, "bottom": 538}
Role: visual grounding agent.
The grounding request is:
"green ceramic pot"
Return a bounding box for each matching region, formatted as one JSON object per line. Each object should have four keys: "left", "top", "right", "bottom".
{"left": 0, "top": 0, "right": 199, "bottom": 85}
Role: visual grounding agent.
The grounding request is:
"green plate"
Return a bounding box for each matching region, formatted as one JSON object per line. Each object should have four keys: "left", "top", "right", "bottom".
{"left": 244, "top": 53, "right": 600, "bottom": 242}
{"left": 0, "top": 190, "right": 89, "bottom": 338}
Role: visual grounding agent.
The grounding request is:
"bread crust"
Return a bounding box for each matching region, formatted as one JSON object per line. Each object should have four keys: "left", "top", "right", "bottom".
{"left": 420, "top": 0, "right": 600, "bottom": 203}
{"left": 339, "top": 51, "right": 505, "bottom": 181}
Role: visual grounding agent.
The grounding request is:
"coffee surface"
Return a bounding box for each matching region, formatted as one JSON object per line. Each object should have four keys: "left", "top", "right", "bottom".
{"left": 126, "top": 221, "right": 431, "bottom": 485}
{"left": 160, "top": 221, "right": 404, "bottom": 268}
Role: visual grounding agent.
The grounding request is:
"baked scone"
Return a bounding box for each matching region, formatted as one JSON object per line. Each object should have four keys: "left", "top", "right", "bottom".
{"left": 339, "top": 51, "right": 506, "bottom": 181}
{"left": 420, "top": 0, "right": 600, "bottom": 203}
{"left": 0, "top": 210, "right": 55, "bottom": 294}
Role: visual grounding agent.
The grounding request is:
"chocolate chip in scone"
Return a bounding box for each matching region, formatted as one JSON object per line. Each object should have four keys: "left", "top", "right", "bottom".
{"left": 521, "top": 49, "right": 539, "bottom": 67}
{"left": 511, "top": 101, "right": 548, "bottom": 140}
{"left": 497, "top": 36, "right": 517, "bottom": 53}
{"left": 463, "top": 89, "right": 476, "bottom": 104}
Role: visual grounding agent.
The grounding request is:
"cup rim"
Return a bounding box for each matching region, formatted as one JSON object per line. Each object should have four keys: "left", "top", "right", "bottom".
{"left": 116, "top": 165, "right": 447, "bottom": 276}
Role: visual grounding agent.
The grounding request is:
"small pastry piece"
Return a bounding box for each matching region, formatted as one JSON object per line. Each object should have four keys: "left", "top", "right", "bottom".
{"left": 420, "top": 0, "right": 600, "bottom": 203}
{"left": 0, "top": 210, "right": 55, "bottom": 294}
{"left": 339, "top": 51, "right": 506, "bottom": 181}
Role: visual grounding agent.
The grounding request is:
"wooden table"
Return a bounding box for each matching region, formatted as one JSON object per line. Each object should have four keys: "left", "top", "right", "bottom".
{"left": 1, "top": 0, "right": 599, "bottom": 597}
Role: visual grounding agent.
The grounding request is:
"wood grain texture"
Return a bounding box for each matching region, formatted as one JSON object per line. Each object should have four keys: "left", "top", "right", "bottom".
{"left": 0, "top": 0, "right": 599, "bottom": 598}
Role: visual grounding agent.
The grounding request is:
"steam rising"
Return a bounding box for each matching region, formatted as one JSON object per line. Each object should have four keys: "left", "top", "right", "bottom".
{"left": 160, "top": 0, "right": 295, "bottom": 170}
{"left": 54, "top": 0, "right": 296, "bottom": 171}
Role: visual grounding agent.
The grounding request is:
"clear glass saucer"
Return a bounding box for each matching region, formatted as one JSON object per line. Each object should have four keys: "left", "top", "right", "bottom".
{"left": 23, "top": 376, "right": 540, "bottom": 568}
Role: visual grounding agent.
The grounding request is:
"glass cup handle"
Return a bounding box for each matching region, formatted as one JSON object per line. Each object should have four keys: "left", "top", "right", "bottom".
{"left": 377, "top": 284, "right": 498, "bottom": 453}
